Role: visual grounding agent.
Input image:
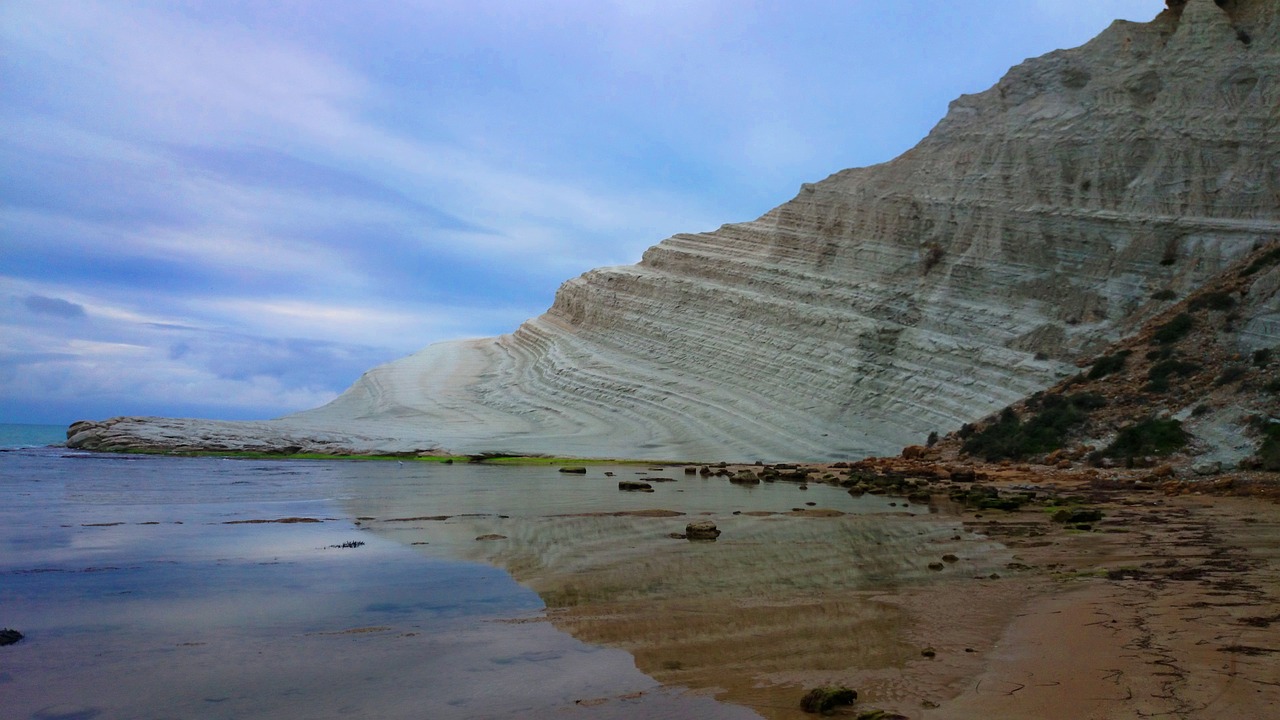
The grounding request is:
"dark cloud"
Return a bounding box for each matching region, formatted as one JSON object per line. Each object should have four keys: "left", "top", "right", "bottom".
{"left": 23, "top": 295, "right": 87, "bottom": 319}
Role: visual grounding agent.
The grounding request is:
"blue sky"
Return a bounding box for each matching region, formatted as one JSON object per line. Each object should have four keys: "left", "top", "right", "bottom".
{"left": 1, "top": 0, "right": 1165, "bottom": 425}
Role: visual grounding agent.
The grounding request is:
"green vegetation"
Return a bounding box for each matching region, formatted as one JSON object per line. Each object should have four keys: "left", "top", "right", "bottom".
{"left": 1254, "top": 348, "right": 1273, "bottom": 367}
{"left": 473, "top": 456, "right": 668, "bottom": 466}
{"left": 1242, "top": 247, "right": 1280, "bottom": 276}
{"left": 799, "top": 687, "right": 857, "bottom": 714}
{"left": 1145, "top": 358, "right": 1201, "bottom": 392}
{"left": 1256, "top": 421, "right": 1280, "bottom": 471}
{"left": 1215, "top": 365, "right": 1248, "bottom": 387}
{"left": 1188, "top": 291, "right": 1237, "bottom": 312}
{"left": 1102, "top": 417, "right": 1188, "bottom": 459}
{"left": 101, "top": 449, "right": 671, "bottom": 466}
{"left": 962, "top": 393, "right": 1101, "bottom": 461}
{"left": 1150, "top": 289, "right": 1177, "bottom": 301}
{"left": 1152, "top": 313, "right": 1194, "bottom": 344}
{"left": 951, "top": 484, "right": 1032, "bottom": 511}
{"left": 115, "top": 449, "right": 466, "bottom": 462}
{"left": 1267, "top": 378, "right": 1280, "bottom": 394}
{"left": 1051, "top": 507, "right": 1103, "bottom": 524}
{"left": 1087, "top": 350, "right": 1131, "bottom": 380}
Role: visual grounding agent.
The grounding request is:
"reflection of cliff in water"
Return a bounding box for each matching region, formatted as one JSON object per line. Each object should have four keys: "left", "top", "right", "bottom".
{"left": 343, "top": 464, "right": 1013, "bottom": 719}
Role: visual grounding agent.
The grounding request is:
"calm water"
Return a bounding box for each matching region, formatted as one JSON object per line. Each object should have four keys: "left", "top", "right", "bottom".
{"left": 0, "top": 423, "right": 66, "bottom": 449}
{"left": 1, "top": 448, "right": 780, "bottom": 720}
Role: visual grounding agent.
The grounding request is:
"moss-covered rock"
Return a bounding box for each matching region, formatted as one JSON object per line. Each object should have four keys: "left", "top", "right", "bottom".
{"left": 800, "top": 686, "right": 857, "bottom": 714}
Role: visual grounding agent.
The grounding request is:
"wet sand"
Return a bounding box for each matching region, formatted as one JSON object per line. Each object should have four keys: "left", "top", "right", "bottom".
{"left": 357, "top": 462, "right": 1280, "bottom": 719}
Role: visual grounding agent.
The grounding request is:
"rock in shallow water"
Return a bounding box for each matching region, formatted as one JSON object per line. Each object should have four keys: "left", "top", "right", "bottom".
{"left": 685, "top": 520, "right": 721, "bottom": 541}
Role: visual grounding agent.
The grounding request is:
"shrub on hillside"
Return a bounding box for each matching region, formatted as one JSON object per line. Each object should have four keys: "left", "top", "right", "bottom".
{"left": 962, "top": 394, "right": 1097, "bottom": 461}
{"left": 1188, "top": 291, "right": 1237, "bottom": 312}
{"left": 1152, "top": 313, "right": 1194, "bottom": 345}
{"left": 1242, "top": 247, "right": 1280, "bottom": 276}
{"left": 1146, "top": 358, "right": 1201, "bottom": 392}
{"left": 1151, "top": 289, "right": 1177, "bottom": 301}
{"left": 1103, "top": 417, "right": 1188, "bottom": 459}
{"left": 1256, "top": 422, "right": 1280, "bottom": 471}
{"left": 1215, "top": 365, "right": 1248, "bottom": 387}
{"left": 1087, "top": 350, "right": 1131, "bottom": 380}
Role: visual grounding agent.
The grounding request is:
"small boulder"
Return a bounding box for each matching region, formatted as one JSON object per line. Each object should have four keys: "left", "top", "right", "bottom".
{"left": 558, "top": 466, "right": 587, "bottom": 474}
{"left": 1192, "top": 460, "right": 1222, "bottom": 476}
{"left": 0, "top": 628, "right": 23, "bottom": 646}
{"left": 799, "top": 686, "right": 857, "bottom": 714}
{"left": 475, "top": 534, "right": 507, "bottom": 541}
{"left": 685, "top": 520, "right": 721, "bottom": 541}
{"left": 619, "top": 481, "right": 654, "bottom": 492}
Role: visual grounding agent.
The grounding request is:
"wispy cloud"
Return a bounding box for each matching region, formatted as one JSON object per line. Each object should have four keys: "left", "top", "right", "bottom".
{"left": 0, "top": 0, "right": 1165, "bottom": 423}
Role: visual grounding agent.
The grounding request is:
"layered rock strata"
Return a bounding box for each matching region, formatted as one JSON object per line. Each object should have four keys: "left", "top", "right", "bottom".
{"left": 69, "top": 0, "right": 1280, "bottom": 461}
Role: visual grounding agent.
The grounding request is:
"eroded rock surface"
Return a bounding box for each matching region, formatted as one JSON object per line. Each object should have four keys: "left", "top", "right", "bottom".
{"left": 69, "top": 0, "right": 1280, "bottom": 461}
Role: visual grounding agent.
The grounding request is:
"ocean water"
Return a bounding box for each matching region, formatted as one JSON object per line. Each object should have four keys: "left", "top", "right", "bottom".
{"left": 1, "top": 444, "right": 979, "bottom": 719}
{"left": 0, "top": 423, "right": 67, "bottom": 449}
{"left": 0, "top": 448, "right": 768, "bottom": 720}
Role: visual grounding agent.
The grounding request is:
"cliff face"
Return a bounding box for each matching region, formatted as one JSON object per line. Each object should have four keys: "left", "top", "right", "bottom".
{"left": 69, "top": 0, "right": 1280, "bottom": 461}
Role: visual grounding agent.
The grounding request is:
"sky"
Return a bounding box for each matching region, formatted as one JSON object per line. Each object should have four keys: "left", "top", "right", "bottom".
{"left": 1, "top": 0, "right": 1167, "bottom": 426}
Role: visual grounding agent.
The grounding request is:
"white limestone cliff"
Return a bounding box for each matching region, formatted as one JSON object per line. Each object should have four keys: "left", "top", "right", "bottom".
{"left": 68, "top": 0, "right": 1280, "bottom": 461}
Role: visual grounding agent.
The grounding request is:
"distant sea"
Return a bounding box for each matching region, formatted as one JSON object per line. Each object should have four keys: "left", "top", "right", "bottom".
{"left": 0, "top": 423, "right": 66, "bottom": 449}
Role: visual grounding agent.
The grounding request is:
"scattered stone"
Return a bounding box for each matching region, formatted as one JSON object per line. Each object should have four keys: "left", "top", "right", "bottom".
{"left": 558, "top": 466, "right": 587, "bottom": 474}
{"left": 1192, "top": 460, "right": 1222, "bottom": 476}
{"left": 0, "top": 628, "right": 23, "bottom": 646}
{"left": 1051, "top": 508, "right": 1104, "bottom": 524}
{"left": 901, "top": 445, "right": 927, "bottom": 460}
{"left": 619, "top": 481, "right": 654, "bottom": 492}
{"left": 920, "top": 647, "right": 936, "bottom": 658}
{"left": 683, "top": 466, "right": 697, "bottom": 474}
{"left": 799, "top": 686, "right": 857, "bottom": 714}
{"left": 855, "top": 711, "right": 909, "bottom": 720}
{"left": 475, "top": 534, "right": 507, "bottom": 541}
{"left": 942, "top": 554, "right": 959, "bottom": 563}
{"left": 927, "top": 562, "right": 945, "bottom": 571}
{"left": 685, "top": 520, "right": 721, "bottom": 541}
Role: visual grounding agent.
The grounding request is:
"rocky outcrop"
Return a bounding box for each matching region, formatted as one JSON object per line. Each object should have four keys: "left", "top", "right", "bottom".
{"left": 68, "top": 0, "right": 1280, "bottom": 461}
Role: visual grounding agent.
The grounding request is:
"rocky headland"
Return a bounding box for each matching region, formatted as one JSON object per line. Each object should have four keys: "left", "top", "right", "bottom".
{"left": 68, "top": 0, "right": 1278, "bottom": 466}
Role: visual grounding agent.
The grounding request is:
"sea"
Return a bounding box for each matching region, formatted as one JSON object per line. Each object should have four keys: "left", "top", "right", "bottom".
{"left": 0, "top": 425, "right": 792, "bottom": 719}
{"left": 1, "top": 424, "right": 972, "bottom": 719}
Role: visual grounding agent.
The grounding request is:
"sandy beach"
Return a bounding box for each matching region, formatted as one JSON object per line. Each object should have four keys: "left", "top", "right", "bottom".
{"left": 358, "top": 459, "right": 1280, "bottom": 719}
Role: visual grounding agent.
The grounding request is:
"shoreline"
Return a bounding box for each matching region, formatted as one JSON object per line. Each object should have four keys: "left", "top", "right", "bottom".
{"left": 376, "top": 457, "right": 1280, "bottom": 719}
{"left": 54, "top": 443, "right": 1280, "bottom": 718}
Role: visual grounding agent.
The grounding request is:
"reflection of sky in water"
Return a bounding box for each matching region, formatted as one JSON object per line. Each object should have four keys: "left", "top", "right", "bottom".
{"left": 1, "top": 449, "right": 760, "bottom": 719}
